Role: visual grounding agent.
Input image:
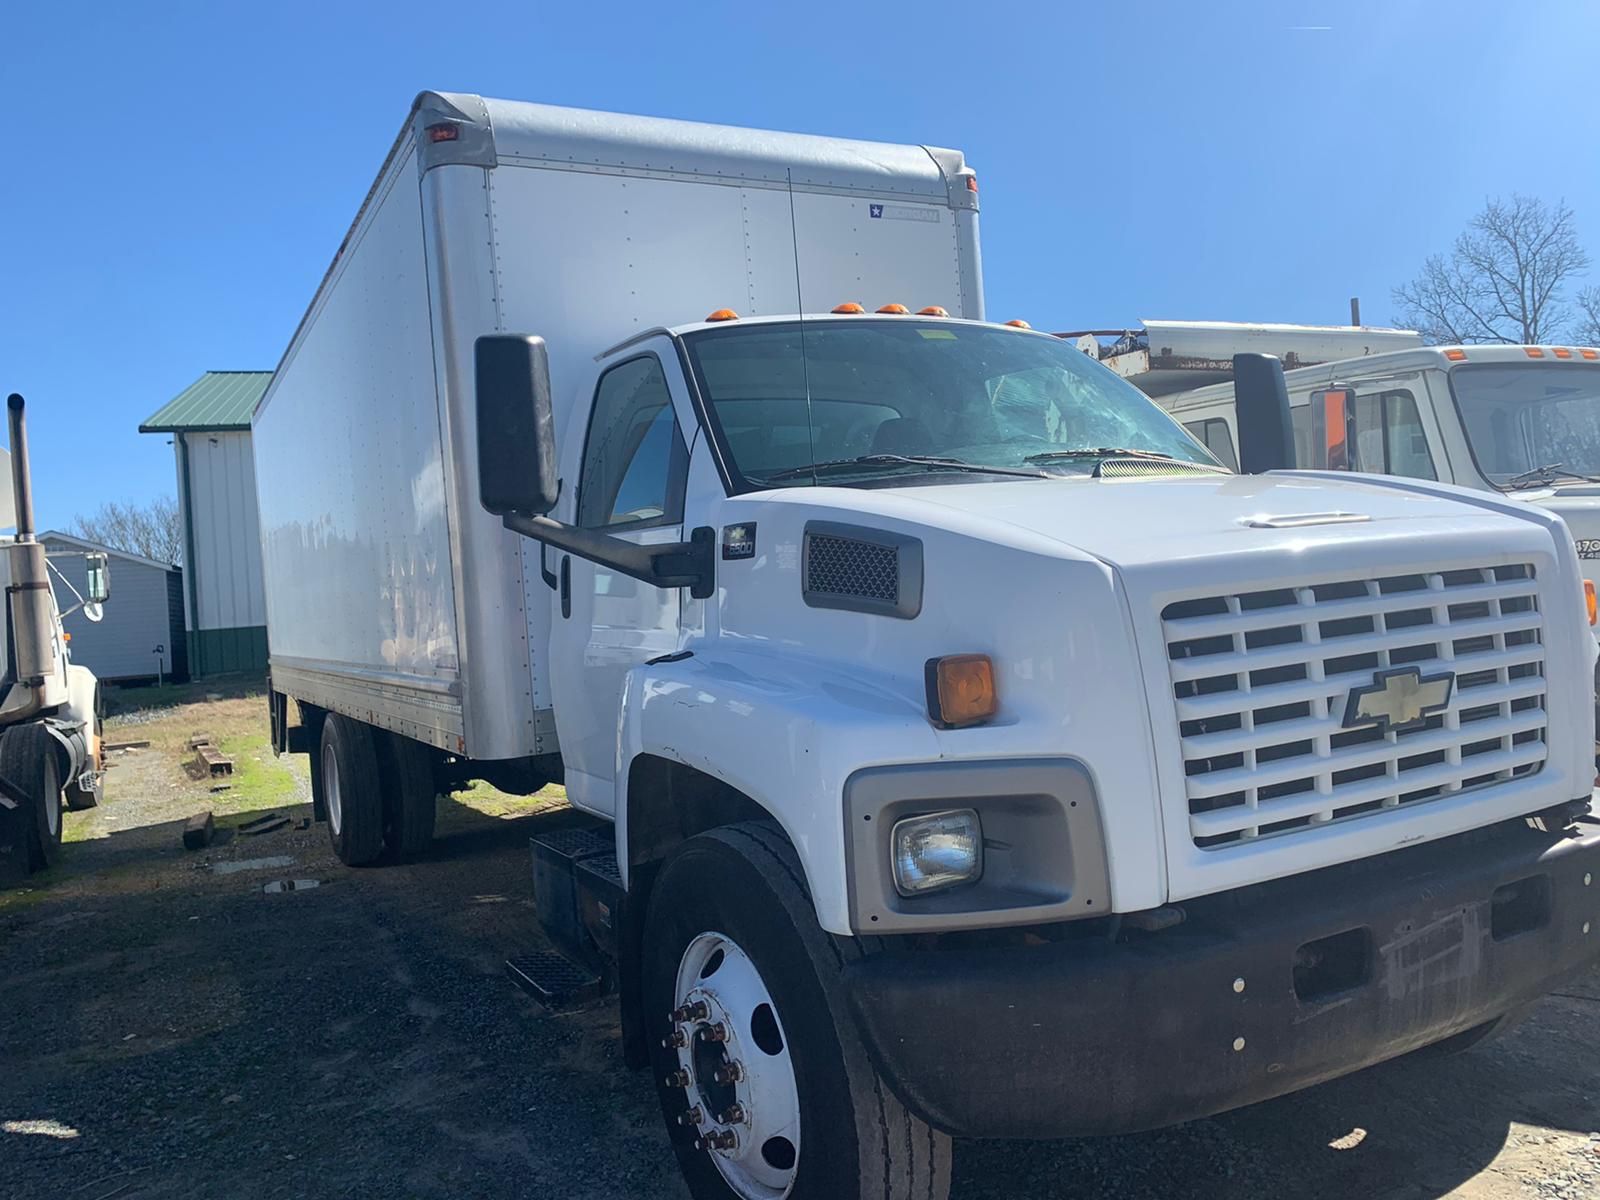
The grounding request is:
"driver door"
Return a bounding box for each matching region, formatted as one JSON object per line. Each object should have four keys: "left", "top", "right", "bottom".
{"left": 548, "top": 347, "right": 691, "bottom": 815}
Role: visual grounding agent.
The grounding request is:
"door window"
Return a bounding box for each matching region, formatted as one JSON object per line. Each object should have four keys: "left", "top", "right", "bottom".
{"left": 577, "top": 356, "right": 689, "bottom": 528}
{"left": 1182, "top": 418, "right": 1239, "bottom": 471}
{"left": 1293, "top": 386, "right": 1437, "bottom": 479}
{"left": 1353, "top": 389, "right": 1437, "bottom": 480}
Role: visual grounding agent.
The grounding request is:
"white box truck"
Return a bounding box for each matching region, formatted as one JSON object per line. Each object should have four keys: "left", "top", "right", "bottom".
{"left": 254, "top": 94, "right": 1600, "bottom": 1200}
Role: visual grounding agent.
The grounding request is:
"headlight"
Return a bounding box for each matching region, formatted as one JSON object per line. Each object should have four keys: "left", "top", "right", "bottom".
{"left": 891, "top": 809, "right": 983, "bottom": 896}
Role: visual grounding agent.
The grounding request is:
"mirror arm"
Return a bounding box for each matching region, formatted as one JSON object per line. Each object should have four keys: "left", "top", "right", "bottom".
{"left": 502, "top": 514, "right": 715, "bottom": 599}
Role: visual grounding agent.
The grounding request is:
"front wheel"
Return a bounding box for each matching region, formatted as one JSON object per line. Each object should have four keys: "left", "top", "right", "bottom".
{"left": 643, "top": 822, "right": 951, "bottom": 1200}
{"left": 0, "top": 723, "right": 65, "bottom": 871}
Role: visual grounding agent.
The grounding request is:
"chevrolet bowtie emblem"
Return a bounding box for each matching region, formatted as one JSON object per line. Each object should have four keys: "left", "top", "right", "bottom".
{"left": 1342, "top": 666, "right": 1455, "bottom": 733}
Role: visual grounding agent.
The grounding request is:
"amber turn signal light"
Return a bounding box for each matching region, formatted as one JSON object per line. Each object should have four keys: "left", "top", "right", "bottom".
{"left": 925, "top": 654, "right": 997, "bottom": 728}
{"left": 1585, "top": 580, "right": 1596, "bottom": 626}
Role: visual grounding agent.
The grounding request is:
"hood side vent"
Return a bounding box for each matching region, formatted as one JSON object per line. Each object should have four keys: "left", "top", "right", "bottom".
{"left": 803, "top": 522, "right": 923, "bottom": 619}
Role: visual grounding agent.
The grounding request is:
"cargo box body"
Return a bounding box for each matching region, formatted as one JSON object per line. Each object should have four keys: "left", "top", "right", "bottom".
{"left": 253, "top": 92, "right": 982, "bottom": 760}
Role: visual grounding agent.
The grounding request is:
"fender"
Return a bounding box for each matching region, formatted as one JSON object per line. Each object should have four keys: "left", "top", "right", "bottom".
{"left": 1275, "top": 470, "right": 1598, "bottom": 770}
{"left": 616, "top": 647, "right": 943, "bottom": 935}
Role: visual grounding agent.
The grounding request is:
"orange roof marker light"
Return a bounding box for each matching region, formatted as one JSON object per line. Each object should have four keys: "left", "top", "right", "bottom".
{"left": 832, "top": 302, "right": 866, "bottom": 314}
{"left": 877, "top": 303, "right": 910, "bottom": 314}
{"left": 1554, "top": 347, "right": 1574, "bottom": 359}
{"left": 705, "top": 308, "right": 740, "bottom": 322}
{"left": 1582, "top": 349, "right": 1600, "bottom": 360}
{"left": 1004, "top": 319, "right": 1031, "bottom": 329}
{"left": 965, "top": 175, "right": 979, "bottom": 193}
{"left": 917, "top": 306, "right": 949, "bottom": 317}
{"left": 1443, "top": 348, "right": 1468, "bottom": 361}
{"left": 1525, "top": 347, "right": 1546, "bottom": 358}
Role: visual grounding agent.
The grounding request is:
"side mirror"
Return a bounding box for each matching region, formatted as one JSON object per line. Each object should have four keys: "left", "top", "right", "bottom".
{"left": 85, "top": 552, "right": 111, "bottom": 605}
{"left": 1309, "top": 386, "right": 1355, "bottom": 471}
{"left": 475, "top": 334, "right": 559, "bottom": 516}
{"left": 1233, "top": 353, "right": 1295, "bottom": 472}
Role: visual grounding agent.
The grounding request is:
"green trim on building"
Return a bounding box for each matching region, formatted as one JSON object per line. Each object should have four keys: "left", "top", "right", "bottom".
{"left": 187, "top": 625, "right": 269, "bottom": 677}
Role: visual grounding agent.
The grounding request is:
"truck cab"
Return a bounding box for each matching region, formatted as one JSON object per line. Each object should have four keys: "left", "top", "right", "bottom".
{"left": 0, "top": 394, "right": 108, "bottom": 884}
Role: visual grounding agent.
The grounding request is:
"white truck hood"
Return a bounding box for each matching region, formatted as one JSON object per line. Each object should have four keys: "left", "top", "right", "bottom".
{"left": 885, "top": 471, "right": 1524, "bottom": 570}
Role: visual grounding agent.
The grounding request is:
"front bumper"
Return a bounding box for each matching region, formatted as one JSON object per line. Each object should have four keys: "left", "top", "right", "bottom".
{"left": 842, "top": 810, "right": 1600, "bottom": 1139}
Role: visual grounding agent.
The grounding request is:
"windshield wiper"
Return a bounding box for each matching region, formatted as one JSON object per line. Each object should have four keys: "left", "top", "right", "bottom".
{"left": 1504, "top": 462, "right": 1600, "bottom": 489}
{"left": 755, "top": 454, "right": 1048, "bottom": 483}
{"left": 1024, "top": 447, "right": 1178, "bottom": 464}
{"left": 1024, "top": 448, "right": 1222, "bottom": 473}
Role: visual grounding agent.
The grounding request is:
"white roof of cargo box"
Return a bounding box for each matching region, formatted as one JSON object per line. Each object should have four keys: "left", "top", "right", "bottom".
{"left": 426, "top": 93, "right": 969, "bottom": 202}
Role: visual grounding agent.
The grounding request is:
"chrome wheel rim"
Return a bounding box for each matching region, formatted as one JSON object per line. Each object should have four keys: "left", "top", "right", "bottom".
{"left": 669, "top": 931, "right": 800, "bottom": 1199}
{"left": 322, "top": 741, "right": 343, "bottom": 836}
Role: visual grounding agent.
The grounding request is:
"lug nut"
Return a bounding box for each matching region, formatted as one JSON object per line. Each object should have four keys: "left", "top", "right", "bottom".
{"left": 696, "top": 1130, "right": 736, "bottom": 1151}
{"left": 713, "top": 1062, "right": 745, "bottom": 1084}
{"left": 664, "top": 1069, "right": 690, "bottom": 1088}
{"left": 700, "top": 1022, "right": 730, "bottom": 1043}
{"left": 677, "top": 1106, "right": 704, "bottom": 1127}
{"left": 670, "top": 1001, "right": 709, "bottom": 1023}
{"left": 662, "top": 1029, "right": 688, "bottom": 1049}
{"left": 719, "top": 1103, "right": 747, "bottom": 1125}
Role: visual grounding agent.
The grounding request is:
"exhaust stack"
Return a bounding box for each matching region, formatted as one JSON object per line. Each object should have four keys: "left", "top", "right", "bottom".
{"left": 5, "top": 394, "right": 52, "bottom": 684}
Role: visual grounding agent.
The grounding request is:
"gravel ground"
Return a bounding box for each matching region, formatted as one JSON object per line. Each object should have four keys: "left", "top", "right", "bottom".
{"left": 4, "top": 704, "right": 1600, "bottom": 1199}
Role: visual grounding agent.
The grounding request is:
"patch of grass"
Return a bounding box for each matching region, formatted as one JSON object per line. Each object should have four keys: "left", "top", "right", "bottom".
{"left": 103, "top": 673, "right": 265, "bottom": 718}
{"left": 446, "top": 780, "right": 568, "bottom": 820}
{"left": 212, "top": 732, "right": 305, "bottom": 820}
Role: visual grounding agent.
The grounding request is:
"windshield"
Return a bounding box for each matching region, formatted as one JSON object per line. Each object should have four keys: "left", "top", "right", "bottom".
{"left": 681, "top": 319, "right": 1220, "bottom": 487}
{"left": 1452, "top": 363, "right": 1600, "bottom": 485}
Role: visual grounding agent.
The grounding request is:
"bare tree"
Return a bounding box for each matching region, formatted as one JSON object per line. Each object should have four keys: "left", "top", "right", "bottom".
{"left": 1392, "top": 195, "right": 1591, "bottom": 344}
{"left": 1579, "top": 286, "right": 1600, "bottom": 347}
{"left": 73, "top": 497, "right": 183, "bottom": 565}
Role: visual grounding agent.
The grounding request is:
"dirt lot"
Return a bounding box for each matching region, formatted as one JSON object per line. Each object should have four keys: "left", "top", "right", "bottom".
{"left": 4, "top": 683, "right": 1600, "bottom": 1199}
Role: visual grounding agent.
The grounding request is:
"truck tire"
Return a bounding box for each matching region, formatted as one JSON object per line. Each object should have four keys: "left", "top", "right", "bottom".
{"left": 376, "top": 731, "right": 436, "bottom": 861}
{"left": 318, "top": 715, "right": 385, "bottom": 867}
{"left": 643, "top": 821, "right": 952, "bottom": 1200}
{"left": 0, "top": 723, "right": 65, "bottom": 872}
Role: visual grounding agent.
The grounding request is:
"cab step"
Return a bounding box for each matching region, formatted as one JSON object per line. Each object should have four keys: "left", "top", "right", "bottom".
{"left": 505, "top": 951, "right": 603, "bottom": 1010}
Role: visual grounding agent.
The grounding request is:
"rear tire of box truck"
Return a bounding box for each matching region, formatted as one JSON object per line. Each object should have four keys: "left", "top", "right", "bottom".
{"left": 643, "top": 822, "right": 952, "bottom": 1200}
{"left": 317, "top": 715, "right": 386, "bottom": 867}
{"left": 1, "top": 723, "right": 65, "bottom": 872}
{"left": 375, "top": 730, "right": 437, "bottom": 861}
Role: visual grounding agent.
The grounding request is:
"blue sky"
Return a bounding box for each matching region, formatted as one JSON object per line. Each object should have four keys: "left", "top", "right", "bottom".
{"left": 3, "top": 1, "right": 1598, "bottom": 528}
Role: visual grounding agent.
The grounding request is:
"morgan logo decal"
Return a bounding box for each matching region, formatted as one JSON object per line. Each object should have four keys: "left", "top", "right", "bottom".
{"left": 1342, "top": 666, "right": 1455, "bottom": 733}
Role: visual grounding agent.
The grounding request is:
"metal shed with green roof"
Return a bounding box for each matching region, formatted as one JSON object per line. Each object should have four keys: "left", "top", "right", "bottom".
{"left": 141, "top": 371, "right": 272, "bottom": 677}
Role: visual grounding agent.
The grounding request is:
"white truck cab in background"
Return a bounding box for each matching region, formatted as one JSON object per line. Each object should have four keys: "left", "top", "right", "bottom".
{"left": 1164, "top": 342, "right": 1600, "bottom": 611}
{"left": 254, "top": 95, "right": 1600, "bottom": 1200}
{"left": 0, "top": 394, "right": 109, "bottom": 886}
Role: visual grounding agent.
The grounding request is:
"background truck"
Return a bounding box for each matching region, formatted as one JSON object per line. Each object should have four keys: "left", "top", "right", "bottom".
{"left": 255, "top": 94, "right": 1600, "bottom": 1200}
{"left": 1159, "top": 340, "right": 1600, "bottom": 615}
{"left": 0, "top": 394, "right": 110, "bottom": 886}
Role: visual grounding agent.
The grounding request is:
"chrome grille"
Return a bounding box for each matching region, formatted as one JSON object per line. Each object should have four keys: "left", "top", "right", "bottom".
{"left": 1162, "top": 563, "right": 1546, "bottom": 848}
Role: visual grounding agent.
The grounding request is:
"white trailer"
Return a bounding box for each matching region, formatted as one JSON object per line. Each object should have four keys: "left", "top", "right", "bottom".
{"left": 255, "top": 95, "right": 1600, "bottom": 1200}
{"left": 0, "top": 395, "right": 109, "bottom": 885}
